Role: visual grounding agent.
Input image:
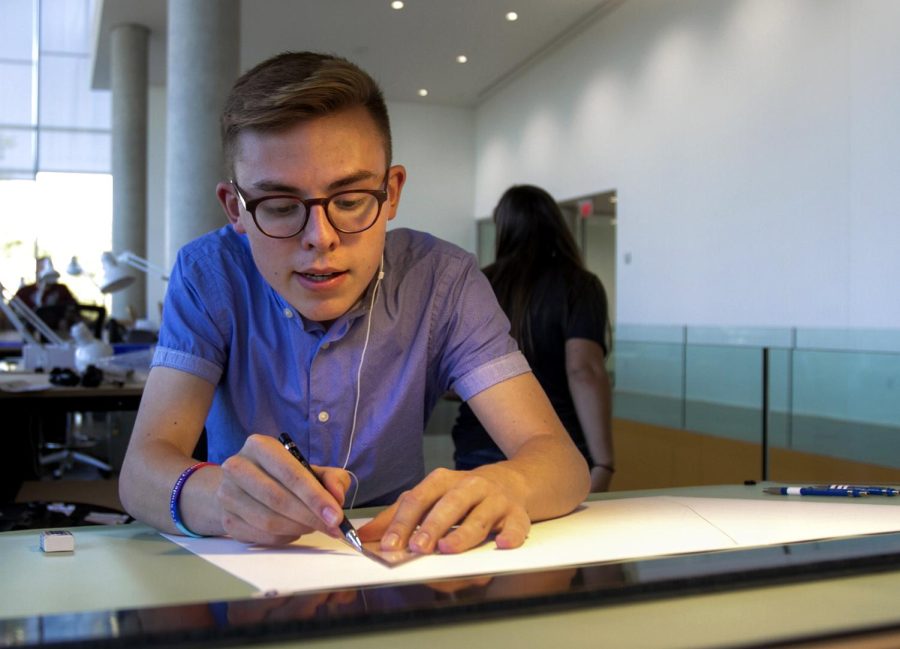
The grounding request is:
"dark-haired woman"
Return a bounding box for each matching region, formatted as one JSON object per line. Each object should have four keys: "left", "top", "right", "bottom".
{"left": 451, "top": 185, "right": 614, "bottom": 491}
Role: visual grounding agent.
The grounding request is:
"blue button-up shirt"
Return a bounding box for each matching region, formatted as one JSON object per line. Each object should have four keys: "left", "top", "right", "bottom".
{"left": 152, "top": 226, "right": 528, "bottom": 505}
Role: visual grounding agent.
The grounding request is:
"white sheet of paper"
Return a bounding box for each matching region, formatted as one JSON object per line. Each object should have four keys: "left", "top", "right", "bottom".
{"left": 163, "top": 496, "right": 900, "bottom": 596}
{"left": 0, "top": 373, "right": 52, "bottom": 392}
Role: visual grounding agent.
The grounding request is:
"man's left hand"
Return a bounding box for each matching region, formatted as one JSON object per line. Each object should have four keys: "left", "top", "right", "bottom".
{"left": 357, "top": 467, "right": 531, "bottom": 554}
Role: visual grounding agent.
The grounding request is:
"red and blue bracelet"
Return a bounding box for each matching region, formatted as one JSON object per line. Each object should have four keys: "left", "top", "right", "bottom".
{"left": 169, "top": 461, "right": 216, "bottom": 538}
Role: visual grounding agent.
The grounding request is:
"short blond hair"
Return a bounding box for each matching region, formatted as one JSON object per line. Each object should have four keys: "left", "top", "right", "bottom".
{"left": 221, "top": 51, "right": 392, "bottom": 175}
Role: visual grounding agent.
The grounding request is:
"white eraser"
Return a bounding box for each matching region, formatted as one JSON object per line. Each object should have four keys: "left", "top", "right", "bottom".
{"left": 40, "top": 530, "right": 75, "bottom": 553}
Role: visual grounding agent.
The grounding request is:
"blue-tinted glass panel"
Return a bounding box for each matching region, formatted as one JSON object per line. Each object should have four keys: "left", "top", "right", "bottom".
{"left": 0, "top": 0, "right": 35, "bottom": 60}
{"left": 789, "top": 348, "right": 900, "bottom": 469}
{"left": 0, "top": 62, "right": 35, "bottom": 126}
{"left": 687, "top": 326, "right": 793, "bottom": 348}
{"left": 792, "top": 349, "right": 900, "bottom": 430}
{"left": 40, "top": 0, "right": 91, "bottom": 54}
{"left": 38, "top": 54, "right": 110, "bottom": 129}
{"left": 684, "top": 345, "right": 761, "bottom": 443}
{"left": 796, "top": 327, "right": 900, "bottom": 353}
{"left": 616, "top": 324, "right": 685, "bottom": 344}
{"left": 0, "top": 127, "right": 37, "bottom": 178}
{"left": 613, "top": 325, "right": 900, "bottom": 474}
{"left": 614, "top": 340, "right": 684, "bottom": 427}
{"left": 765, "top": 347, "right": 792, "bottom": 449}
{"left": 38, "top": 129, "right": 110, "bottom": 173}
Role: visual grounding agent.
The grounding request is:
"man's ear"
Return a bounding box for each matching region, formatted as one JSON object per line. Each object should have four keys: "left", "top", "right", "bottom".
{"left": 384, "top": 165, "right": 407, "bottom": 222}
{"left": 217, "top": 182, "right": 247, "bottom": 233}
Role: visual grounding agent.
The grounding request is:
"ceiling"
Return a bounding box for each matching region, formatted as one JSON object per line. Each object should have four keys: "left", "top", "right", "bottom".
{"left": 92, "top": 0, "right": 619, "bottom": 107}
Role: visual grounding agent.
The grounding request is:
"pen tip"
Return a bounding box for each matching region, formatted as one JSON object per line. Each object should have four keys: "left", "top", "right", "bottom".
{"left": 346, "top": 530, "right": 364, "bottom": 552}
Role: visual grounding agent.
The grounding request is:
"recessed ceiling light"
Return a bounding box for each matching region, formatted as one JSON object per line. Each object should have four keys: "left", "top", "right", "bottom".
{"left": 505, "top": 11, "right": 518, "bottom": 21}
{"left": 391, "top": 1, "right": 404, "bottom": 9}
{"left": 456, "top": 55, "right": 468, "bottom": 64}
{"left": 418, "top": 88, "right": 428, "bottom": 97}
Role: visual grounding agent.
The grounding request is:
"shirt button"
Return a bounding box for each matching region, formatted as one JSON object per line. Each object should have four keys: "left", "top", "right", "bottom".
{"left": 317, "top": 411, "right": 330, "bottom": 423}
{"left": 283, "top": 308, "right": 293, "bottom": 318}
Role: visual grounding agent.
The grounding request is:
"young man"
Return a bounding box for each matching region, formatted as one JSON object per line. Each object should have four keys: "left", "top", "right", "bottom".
{"left": 119, "top": 51, "right": 589, "bottom": 555}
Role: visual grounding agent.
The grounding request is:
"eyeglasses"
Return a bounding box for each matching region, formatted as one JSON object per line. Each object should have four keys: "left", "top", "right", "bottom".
{"left": 231, "top": 175, "right": 389, "bottom": 238}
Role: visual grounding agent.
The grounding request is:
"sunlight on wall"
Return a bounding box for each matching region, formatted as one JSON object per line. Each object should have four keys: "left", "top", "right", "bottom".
{"left": 0, "top": 172, "right": 112, "bottom": 307}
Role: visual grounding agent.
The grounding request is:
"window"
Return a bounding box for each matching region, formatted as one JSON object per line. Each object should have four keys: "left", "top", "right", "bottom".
{"left": 0, "top": 172, "right": 112, "bottom": 307}
{"left": 0, "top": 0, "right": 112, "bottom": 309}
{"left": 0, "top": 0, "right": 111, "bottom": 178}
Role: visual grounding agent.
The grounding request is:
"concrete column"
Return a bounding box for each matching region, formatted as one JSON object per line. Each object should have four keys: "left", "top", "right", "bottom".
{"left": 110, "top": 24, "right": 149, "bottom": 321}
{"left": 165, "top": 0, "right": 240, "bottom": 267}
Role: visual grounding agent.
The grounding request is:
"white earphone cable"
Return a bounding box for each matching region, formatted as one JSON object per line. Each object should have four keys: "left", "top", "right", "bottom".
{"left": 341, "top": 257, "right": 385, "bottom": 510}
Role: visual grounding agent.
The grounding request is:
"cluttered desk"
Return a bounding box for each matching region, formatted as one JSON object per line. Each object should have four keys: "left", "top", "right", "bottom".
{"left": 1, "top": 370, "right": 145, "bottom": 501}
{"left": 0, "top": 371, "right": 144, "bottom": 411}
{"left": 0, "top": 276, "right": 152, "bottom": 500}
{"left": 3, "top": 484, "right": 900, "bottom": 648}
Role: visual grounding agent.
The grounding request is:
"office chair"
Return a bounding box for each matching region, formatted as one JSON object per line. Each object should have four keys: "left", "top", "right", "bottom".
{"left": 33, "top": 303, "right": 106, "bottom": 342}
{"left": 31, "top": 304, "right": 72, "bottom": 342}
{"left": 33, "top": 304, "right": 114, "bottom": 478}
{"left": 39, "top": 411, "right": 115, "bottom": 479}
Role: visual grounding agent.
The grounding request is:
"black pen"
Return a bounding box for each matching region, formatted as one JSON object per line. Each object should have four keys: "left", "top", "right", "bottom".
{"left": 278, "top": 432, "right": 364, "bottom": 552}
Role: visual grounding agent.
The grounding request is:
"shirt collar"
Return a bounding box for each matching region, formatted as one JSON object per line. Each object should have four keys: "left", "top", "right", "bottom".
{"left": 272, "top": 274, "right": 380, "bottom": 335}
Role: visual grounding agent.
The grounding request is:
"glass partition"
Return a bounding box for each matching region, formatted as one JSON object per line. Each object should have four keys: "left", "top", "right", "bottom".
{"left": 614, "top": 325, "right": 685, "bottom": 428}
{"left": 789, "top": 347, "right": 900, "bottom": 468}
{"left": 614, "top": 326, "right": 900, "bottom": 478}
{"left": 684, "top": 344, "right": 762, "bottom": 444}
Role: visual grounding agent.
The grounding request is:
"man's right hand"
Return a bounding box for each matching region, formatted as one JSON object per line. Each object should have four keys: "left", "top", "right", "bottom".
{"left": 120, "top": 368, "right": 353, "bottom": 546}
{"left": 217, "top": 433, "right": 353, "bottom": 546}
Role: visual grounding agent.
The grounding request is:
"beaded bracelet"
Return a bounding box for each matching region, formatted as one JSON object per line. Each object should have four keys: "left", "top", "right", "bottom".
{"left": 169, "top": 461, "right": 216, "bottom": 538}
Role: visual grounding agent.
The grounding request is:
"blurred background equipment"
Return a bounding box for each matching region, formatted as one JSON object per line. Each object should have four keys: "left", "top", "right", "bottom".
{"left": 99, "top": 250, "right": 168, "bottom": 294}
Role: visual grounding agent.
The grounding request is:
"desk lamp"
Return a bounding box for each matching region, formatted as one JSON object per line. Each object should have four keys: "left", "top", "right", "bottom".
{"left": 66, "top": 256, "right": 84, "bottom": 276}
{"left": 0, "top": 280, "right": 66, "bottom": 346}
{"left": 0, "top": 280, "right": 74, "bottom": 370}
{"left": 99, "top": 251, "right": 169, "bottom": 294}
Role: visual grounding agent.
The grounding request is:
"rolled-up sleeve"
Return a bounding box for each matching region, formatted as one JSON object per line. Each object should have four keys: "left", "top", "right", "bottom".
{"left": 433, "top": 252, "right": 531, "bottom": 401}
{"left": 452, "top": 350, "right": 530, "bottom": 401}
{"left": 151, "top": 246, "right": 230, "bottom": 386}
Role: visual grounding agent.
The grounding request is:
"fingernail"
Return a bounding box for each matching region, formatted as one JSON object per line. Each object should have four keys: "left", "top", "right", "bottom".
{"left": 322, "top": 507, "right": 340, "bottom": 527}
{"left": 383, "top": 532, "right": 400, "bottom": 550}
{"left": 411, "top": 531, "right": 430, "bottom": 552}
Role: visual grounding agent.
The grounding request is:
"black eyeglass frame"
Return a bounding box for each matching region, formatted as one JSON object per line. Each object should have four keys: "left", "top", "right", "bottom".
{"left": 231, "top": 174, "right": 390, "bottom": 238}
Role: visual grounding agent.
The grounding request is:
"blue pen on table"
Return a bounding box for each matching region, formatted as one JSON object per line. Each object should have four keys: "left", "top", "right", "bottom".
{"left": 278, "top": 432, "right": 364, "bottom": 552}
{"left": 813, "top": 484, "right": 899, "bottom": 496}
{"left": 763, "top": 486, "right": 867, "bottom": 497}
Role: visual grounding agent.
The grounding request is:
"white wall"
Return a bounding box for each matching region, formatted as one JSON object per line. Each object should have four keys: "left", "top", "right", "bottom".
{"left": 388, "top": 101, "right": 476, "bottom": 251}
{"left": 474, "top": 0, "right": 900, "bottom": 328}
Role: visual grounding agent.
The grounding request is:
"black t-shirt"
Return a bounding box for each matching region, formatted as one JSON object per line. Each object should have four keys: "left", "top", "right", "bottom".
{"left": 451, "top": 268, "right": 609, "bottom": 469}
